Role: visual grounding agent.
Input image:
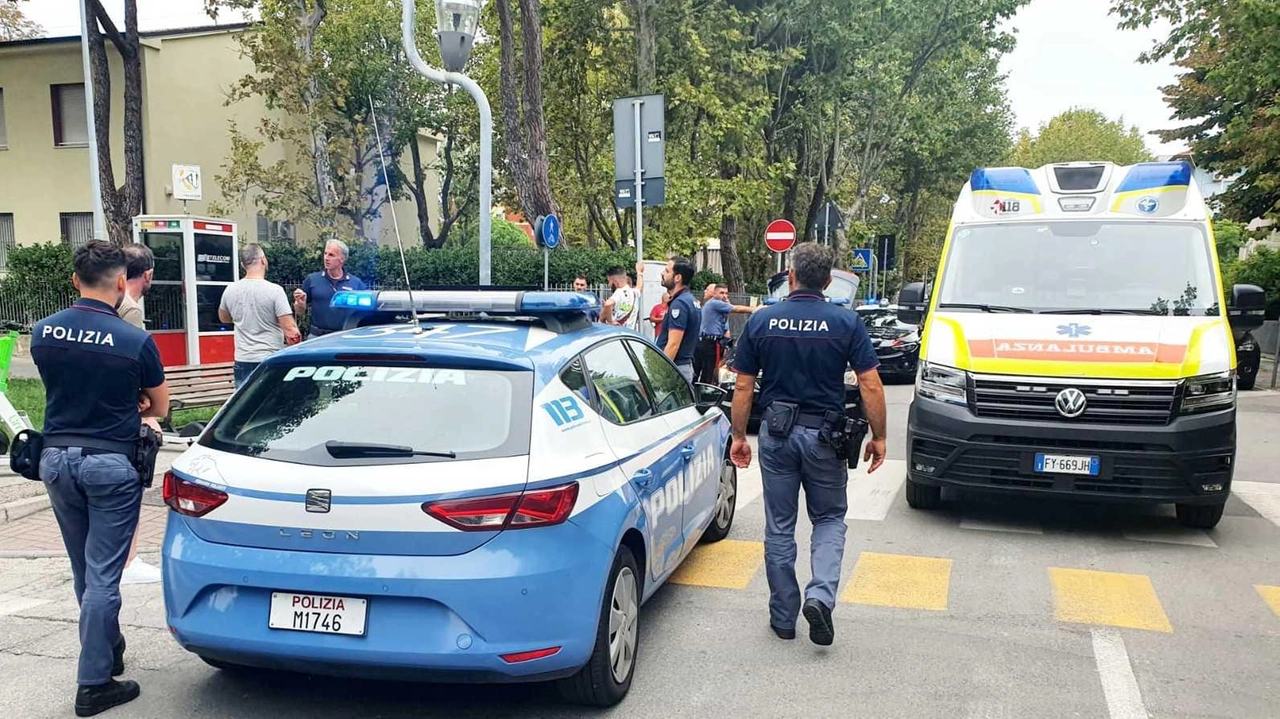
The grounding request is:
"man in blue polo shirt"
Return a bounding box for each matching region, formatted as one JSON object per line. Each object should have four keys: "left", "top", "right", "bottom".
{"left": 292, "top": 239, "right": 367, "bottom": 339}
{"left": 31, "top": 241, "right": 170, "bottom": 716}
{"left": 656, "top": 256, "right": 701, "bottom": 383}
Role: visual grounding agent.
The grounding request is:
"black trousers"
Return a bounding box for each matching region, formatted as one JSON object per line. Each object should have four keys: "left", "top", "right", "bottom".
{"left": 694, "top": 336, "right": 723, "bottom": 386}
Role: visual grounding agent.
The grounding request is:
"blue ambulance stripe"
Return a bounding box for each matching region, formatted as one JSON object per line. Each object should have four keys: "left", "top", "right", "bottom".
{"left": 969, "top": 168, "right": 1040, "bottom": 195}
{"left": 1115, "top": 162, "right": 1191, "bottom": 192}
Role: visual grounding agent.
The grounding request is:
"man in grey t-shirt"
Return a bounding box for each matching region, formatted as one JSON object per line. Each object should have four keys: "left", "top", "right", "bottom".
{"left": 218, "top": 243, "right": 302, "bottom": 387}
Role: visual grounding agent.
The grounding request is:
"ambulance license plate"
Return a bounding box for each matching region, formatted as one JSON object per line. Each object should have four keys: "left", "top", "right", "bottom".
{"left": 268, "top": 592, "right": 367, "bottom": 636}
{"left": 1034, "top": 453, "right": 1100, "bottom": 476}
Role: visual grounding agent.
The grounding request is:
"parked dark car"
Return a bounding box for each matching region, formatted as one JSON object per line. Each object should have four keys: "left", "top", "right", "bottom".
{"left": 855, "top": 305, "right": 921, "bottom": 382}
{"left": 1236, "top": 329, "right": 1260, "bottom": 391}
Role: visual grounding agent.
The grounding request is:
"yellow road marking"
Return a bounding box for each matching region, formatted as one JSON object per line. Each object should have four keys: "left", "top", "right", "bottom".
{"left": 1049, "top": 568, "right": 1172, "bottom": 633}
{"left": 1255, "top": 586, "right": 1280, "bottom": 618}
{"left": 840, "top": 552, "right": 952, "bottom": 611}
{"left": 669, "top": 540, "right": 763, "bottom": 590}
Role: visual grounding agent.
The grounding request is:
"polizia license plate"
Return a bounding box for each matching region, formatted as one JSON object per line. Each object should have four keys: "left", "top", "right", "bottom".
{"left": 1034, "top": 453, "right": 1100, "bottom": 476}
{"left": 268, "top": 592, "right": 367, "bottom": 636}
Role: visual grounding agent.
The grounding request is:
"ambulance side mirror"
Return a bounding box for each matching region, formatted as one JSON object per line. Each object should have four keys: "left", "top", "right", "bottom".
{"left": 897, "top": 282, "right": 928, "bottom": 326}
{"left": 1228, "top": 284, "right": 1266, "bottom": 333}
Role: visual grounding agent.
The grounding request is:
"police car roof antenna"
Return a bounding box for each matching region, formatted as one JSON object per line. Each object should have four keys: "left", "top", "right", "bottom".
{"left": 368, "top": 94, "right": 423, "bottom": 334}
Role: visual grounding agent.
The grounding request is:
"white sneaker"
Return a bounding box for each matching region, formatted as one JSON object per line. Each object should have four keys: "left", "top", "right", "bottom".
{"left": 121, "top": 559, "right": 162, "bottom": 585}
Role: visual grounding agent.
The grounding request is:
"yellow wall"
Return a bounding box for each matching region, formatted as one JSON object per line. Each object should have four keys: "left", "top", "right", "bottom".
{"left": 0, "top": 28, "right": 442, "bottom": 250}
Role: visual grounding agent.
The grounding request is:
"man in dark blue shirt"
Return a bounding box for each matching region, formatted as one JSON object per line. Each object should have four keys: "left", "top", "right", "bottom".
{"left": 695, "top": 283, "right": 756, "bottom": 385}
{"left": 31, "top": 241, "right": 169, "bottom": 716}
{"left": 656, "top": 256, "right": 701, "bottom": 383}
{"left": 729, "top": 242, "right": 886, "bottom": 647}
{"left": 292, "top": 239, "right": 368, "bottom": 338}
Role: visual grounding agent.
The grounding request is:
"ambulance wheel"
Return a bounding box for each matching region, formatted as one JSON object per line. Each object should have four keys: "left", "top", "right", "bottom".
{"left": 905, "top": 478, "right": 942, "bottom": 510}
{"left": 558, "top": 546, "right": 639, "bottom": 707}
{"left": 1176, "top": 502, "right": 1224, "bottom": 530}
{"left": 701, "top": 459, "right": 737, "bottom": 543}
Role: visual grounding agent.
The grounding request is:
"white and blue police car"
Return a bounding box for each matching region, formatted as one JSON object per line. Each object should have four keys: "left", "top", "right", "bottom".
{"left": 160, "top": 289, "right": 737, "bottom": 706}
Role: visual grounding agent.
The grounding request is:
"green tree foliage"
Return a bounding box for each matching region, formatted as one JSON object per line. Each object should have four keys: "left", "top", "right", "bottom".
{"left": 0, "top": 0, "right": 42, "bottom": 42}
{"left": 1230, "top": 248, "right": 1280, "bottom": 319}
{"left": 1008, "top": 108, "right": 1155, "bottom": 167}
{"left": 1212, "top": 219, "right": 1248, "bottom": 266}
{"left": 1111, "top": 0, "right": 1280, "bottom": 222}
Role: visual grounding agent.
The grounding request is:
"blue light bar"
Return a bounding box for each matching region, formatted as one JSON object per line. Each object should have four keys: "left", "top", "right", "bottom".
{"left": 329, "top": 289, "right": 601, "bottom": 315}
{"left": 970, "top": 167, "right": 1040, "bottom": 195}
{"left": 1115, "top": 161, "right": 1192, "bottom": 193}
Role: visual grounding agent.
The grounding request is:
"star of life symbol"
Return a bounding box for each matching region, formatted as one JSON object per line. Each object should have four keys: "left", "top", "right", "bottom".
{"left": 1056, "top": 323, "right": 1091, "bottom": 339}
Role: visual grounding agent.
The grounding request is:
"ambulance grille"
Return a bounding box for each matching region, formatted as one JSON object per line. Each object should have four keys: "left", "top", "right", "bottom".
{"left": 969, "top": 375, "right": 1179, "bottom": 426}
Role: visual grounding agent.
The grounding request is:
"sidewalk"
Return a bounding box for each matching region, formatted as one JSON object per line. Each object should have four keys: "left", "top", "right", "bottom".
{"left": 0, "top": 502, "right": 169, "bottom": 557}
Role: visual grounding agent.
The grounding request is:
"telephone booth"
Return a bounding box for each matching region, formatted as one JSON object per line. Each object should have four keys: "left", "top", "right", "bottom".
{"left": 130, "top": 215, "right": 240, "bottom": 367}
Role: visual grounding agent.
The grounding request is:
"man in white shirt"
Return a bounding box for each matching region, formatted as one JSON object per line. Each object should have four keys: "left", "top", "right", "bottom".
{"left": 602, "top": 263, "right": 643, "bottom": 330}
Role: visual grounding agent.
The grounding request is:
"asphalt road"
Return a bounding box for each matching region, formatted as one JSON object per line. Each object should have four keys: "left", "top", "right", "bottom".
{"left": 2, "top": 383, "right": 1278, "bottom": 718}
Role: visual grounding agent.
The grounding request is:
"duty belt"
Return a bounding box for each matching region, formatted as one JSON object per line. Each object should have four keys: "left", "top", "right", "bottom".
{"left": 793, "top": 412, "right": 829, "bottom": 430}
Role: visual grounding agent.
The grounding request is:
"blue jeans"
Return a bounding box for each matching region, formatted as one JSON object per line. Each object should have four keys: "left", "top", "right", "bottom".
{"left": 758, "top": 423, "right": 849, "bottom": 630}
{"left": 233, "top": 361, "right": 260, "bottom": 388}
{"left": 40, "top": 447, "right": 142, "bottom": 686}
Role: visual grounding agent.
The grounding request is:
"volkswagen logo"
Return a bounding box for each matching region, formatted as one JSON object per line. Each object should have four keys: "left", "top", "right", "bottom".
{"left": 305, "top": 488, "right": 332, "bottom": 514}
{"left": 1054, "top": 388, "right": 1087, "bottom": 418}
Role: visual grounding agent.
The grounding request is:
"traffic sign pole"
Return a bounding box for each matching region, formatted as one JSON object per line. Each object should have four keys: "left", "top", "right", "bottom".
{"left": 633, "top": 99, "right": 644, "bottom": 268}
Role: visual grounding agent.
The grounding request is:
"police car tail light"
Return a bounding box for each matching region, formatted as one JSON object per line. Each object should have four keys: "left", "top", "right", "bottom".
{"left": 422, "top": 482, "right": 579, "bottom": 531}
{"left": 162, "top": 471, "right": 228, "bottom": 518}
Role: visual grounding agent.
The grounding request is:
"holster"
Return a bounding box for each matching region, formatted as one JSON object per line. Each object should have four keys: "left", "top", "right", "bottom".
{"left": 9, "top": 429, "right": 44, "bottom": 481}
{"left": 762, "top": 401, "right": 798, "bottom": 437}
{"left": 132, "top": 425, "right": 163, "bottom": 488}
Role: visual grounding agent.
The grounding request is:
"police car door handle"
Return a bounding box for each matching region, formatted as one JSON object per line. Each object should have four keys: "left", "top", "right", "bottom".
{"left": 632, "top": 468, "right": 654, "bottom": 487}
{"left": 680, "top": 445, "right": 696, "bottom": 461}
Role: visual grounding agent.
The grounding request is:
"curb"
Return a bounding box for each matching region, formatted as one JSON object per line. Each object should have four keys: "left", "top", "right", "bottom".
{"left": 0, "top": 546, "right": 161, "bottom": 560}
{"left": 0, "top": 494, "right": 51, "bottom": 525}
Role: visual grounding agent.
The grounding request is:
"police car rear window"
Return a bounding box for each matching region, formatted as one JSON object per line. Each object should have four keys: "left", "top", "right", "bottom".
{"left": 199, "top": 363, "right": 533, "bottom": 466}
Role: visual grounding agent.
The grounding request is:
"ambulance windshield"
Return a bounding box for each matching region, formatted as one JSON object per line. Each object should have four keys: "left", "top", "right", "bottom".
{"left": 936, "top": 221, "right": 1218, "bottom": 316}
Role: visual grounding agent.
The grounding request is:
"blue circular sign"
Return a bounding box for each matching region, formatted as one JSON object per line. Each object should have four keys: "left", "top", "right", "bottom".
{"left": 1136, "top": 196, "right": 1159, "bottom": 214}
{"left": 542, "top": 214, "right": 562, "bottom": 249}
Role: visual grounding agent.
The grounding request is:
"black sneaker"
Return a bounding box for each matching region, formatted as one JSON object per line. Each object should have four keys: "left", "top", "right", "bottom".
{"left": 112, "top": 636, "right": 125, "bottom": 677}
{"left": 74, "top": 679, "right": 140, "bottom": 717}
{"left": 802, "top": 598, "right": 835, "bottom": 646}
{"left": 770, "top": 623, "right": 795, "bottom": 640}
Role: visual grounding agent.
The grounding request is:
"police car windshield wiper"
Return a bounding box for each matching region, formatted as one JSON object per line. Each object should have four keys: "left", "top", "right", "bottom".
{"left": 936, "top": 303, "right": 1034, "bottom": 314}
{"left": 1039, "top": 308, "right": 1164, "bottom": 316}
{"left": 324, "top": 441, "right": 456, "bottom": 459}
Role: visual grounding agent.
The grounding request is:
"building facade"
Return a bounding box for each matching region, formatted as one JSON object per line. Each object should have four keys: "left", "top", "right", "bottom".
{"left": 0, "top": 24, "right": 442, "bottom": 266}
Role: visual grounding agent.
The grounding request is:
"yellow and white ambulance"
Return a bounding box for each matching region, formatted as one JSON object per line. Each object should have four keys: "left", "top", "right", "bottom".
{"left": 897, "top": 161, "right": 1266, "bottom": 528}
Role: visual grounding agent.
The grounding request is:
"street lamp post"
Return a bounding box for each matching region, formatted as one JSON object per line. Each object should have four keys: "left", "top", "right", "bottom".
{"left": 402, "top": 0, "right": 493, "bottom": 285}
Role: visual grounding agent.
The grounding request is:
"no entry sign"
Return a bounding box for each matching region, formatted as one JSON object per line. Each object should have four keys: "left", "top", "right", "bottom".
{"left": 765, "top": 219, "right": 796, "bottom": 253}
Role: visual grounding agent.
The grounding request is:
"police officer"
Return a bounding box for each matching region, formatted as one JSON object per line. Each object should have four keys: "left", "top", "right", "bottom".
{"left": 729, "top": 242, "right": 886, "bottom": 646}
{"left": 31, "top": 241, "right": 169, "bottom": 716}
{"left": 657, "top": 256, "right": 701, "bottom": 383}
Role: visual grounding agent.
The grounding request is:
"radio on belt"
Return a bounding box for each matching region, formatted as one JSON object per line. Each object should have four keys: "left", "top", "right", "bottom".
{"left": 130, "top": 214, "right": 240, "bottom": 367}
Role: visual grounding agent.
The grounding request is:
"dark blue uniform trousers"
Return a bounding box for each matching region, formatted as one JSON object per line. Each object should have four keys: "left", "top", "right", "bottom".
{"left": 39, "top": 447, "right": 141, "bottom": 686}
{"left": 758, "top": 423, "right": 849, "bottom": 630}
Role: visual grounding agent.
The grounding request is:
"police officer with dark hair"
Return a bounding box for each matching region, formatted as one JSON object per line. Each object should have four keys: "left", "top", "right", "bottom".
{"left": 657, "top": 256, "right": 701, "bottom": 383}
{"left": 729, "top": 242, "right": 886, "bottom": 646}
{"left": 31, "top": 240, "right": 169, "bottom": 716}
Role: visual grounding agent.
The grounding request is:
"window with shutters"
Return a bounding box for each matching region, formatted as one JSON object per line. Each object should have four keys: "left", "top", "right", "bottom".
{"left": 51, "top": 84, "right": 90, "bottom": 147}
{"left": 0, "top": 214, "right": 14, "bottom": 272}
{"left": 59, "top": 213, "right": 94, "bottom": 248}
{"left": 0, "top": 89, "right": 8, "bottom": 149}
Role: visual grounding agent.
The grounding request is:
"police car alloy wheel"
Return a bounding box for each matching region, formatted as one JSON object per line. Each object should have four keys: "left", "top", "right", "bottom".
{"left": 558, "top": 546, "right": 640, "bottom": 707}
{"left": 608, "top": 566, "right": 639, "bottom": 683}
{"left": 701, "top": 458, "right": 737, "bottom": 543}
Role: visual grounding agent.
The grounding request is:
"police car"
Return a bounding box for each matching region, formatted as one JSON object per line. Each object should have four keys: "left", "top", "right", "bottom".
{"left": 160, "top": 290, "right": 737, "bottom": 706}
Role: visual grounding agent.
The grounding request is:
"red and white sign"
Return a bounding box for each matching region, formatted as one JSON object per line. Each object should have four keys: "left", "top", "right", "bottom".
{"left": 765, "top": 219, "right": 796, "bottom": 253}
{"left": 194, "top": 221, "right": 232, "bottom": 233}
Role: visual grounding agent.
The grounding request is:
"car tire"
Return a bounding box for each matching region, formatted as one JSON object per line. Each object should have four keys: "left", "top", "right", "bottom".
{"left": 1175, "top": 502, "right": 1225, "bottom": 529}
{"left": 1238, "top": 363, "right": 1257, "bottom": 391}
{"left": 904, "top": 478, "right": 942, "bottom": 510}
{"left": 557, "top": 546, "right": 639, "bottom": 707}
{"left": 701, "top": 458, "right": 737, "bottom": 543}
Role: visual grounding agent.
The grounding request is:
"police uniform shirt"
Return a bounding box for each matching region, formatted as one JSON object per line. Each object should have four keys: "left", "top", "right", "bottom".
{"left": 656, "top": 287, "right": 701, "bottom": 365}
{"left": 302, "top": 270, "right": 368, "bottom": 332}
{"left": 732, "top": 289, "right": 879, "bottom": 416}
{"left": 31, "top": 299, "right": 165, "bottom": 452}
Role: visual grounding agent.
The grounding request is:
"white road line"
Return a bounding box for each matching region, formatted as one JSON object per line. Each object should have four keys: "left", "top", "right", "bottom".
{"left": 1092, "top": 628, "right": 1150, "bottom": 719}
{"left": 1232, "top": 481, "right": 1280, "bottom": 526}
{"left": 0, "top": 593, "right": 49, "bottom": 616}
{"left": 959, "top": 517, "right": 1044, "bottom": 535}
{"left": 737, "top": 465, "right": 764, "bottom": 509}
{"left": 846, "top": 460, "right": 907, "bottom": 521}
{"left": 1122, "top": 527, "right": 1217, "bottom": 548}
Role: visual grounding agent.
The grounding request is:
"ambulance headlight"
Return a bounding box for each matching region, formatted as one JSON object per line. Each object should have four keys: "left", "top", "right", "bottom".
{"left": 1180, "top": 371, "right": 1235, "bottom": 414}
{"left": 917, "top": 362, "right": 968, "bottom": 406}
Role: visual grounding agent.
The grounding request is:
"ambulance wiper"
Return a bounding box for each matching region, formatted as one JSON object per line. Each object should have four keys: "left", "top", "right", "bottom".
{"left": 1039, "top": 308, "right": 1164, "bottom": 316}
{"left": 936, "top": 303, "right": 1034, "bottom": 314}
{"left": 324, "top": 441, "right": 457, "bottom": 459}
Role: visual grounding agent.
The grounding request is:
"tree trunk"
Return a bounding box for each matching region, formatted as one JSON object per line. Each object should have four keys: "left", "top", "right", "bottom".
{"left": 85, "top": 0, "right": 143, "bottom": 246}
{"left": 298, "top": 0, "right": 337, "bottom": 229}
{"left": 783, "top": 135, "right": 805, "bottom": 225}
{"left": 718, "top": 213, "right": 745, "bottom": 294}
{"left": 517, "top": 0, "right": 558, "bottom": 220}
{"left": 496, "top": 0, "right": 534, "bottom": 216}
{"left": 629, "top": 0, "right": 657, "bottom": 94}
{"left": 407, "top": 137, "right": 437, "bottom": 248}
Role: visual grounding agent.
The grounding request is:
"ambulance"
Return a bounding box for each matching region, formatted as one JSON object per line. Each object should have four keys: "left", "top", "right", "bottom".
{"left": 897, "top": 161, "right": 1266, "bottom": 528}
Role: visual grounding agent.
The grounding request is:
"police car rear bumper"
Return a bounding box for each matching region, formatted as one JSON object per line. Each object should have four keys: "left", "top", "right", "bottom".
{"left": 906, "top": 396, "right": 1235, "bottom": 505}
{"left": 162, "top": 513, "right": 615, "bottom": 682}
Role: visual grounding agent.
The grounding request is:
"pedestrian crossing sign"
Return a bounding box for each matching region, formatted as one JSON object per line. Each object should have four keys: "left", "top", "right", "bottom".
{"left": 851, "top": 248, "right": 872, "bottom": 271}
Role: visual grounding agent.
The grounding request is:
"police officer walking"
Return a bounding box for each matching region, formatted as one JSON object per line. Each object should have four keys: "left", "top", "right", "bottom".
{"left": 31, "top": 241, "right": 169, "bottom": 716}
{"left": 728, "top": 242, "right": 886, "bottom": 646}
